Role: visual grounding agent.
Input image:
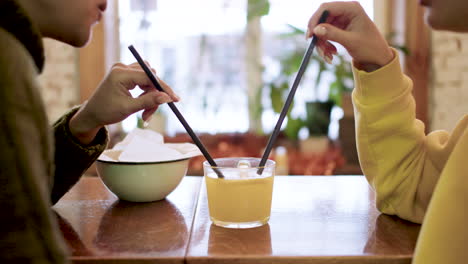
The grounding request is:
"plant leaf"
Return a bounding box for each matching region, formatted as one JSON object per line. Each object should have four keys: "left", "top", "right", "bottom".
{"left": 284, "top": 116, "right": 304, "bottom": 140}
{"left": 247, "top": 0, "right": 270, "bottom": 20}
{"left": 270, "top": 83, "right": 284, "bottom": 113}
{"left": 328, "top": 81, "right": 342, "bottom": 106}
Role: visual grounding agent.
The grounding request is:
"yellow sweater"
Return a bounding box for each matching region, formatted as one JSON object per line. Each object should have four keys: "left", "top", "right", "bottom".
{"left": 352, "top": 49, "right": 468, "bottom": 264}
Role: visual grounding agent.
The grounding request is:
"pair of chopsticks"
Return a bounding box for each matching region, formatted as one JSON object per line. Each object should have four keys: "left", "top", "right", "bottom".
{"left": 129, "top": 10, "right": 329, "bottom": 178}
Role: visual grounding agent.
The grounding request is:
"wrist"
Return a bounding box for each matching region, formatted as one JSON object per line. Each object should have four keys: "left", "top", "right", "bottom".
{"left": 376, "top": 47, "right": 395, "bottom": 67}
{"left": 69, "top": 108, "right": 102, "bottom": 145}
{"left": 354, "top": 47, "right": 395, "bottom": 72}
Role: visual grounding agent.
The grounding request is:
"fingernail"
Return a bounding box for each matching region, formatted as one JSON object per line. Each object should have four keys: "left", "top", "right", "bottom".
{"left": 305, "top": 28, "right": 310, "bottom": 39}
{"left": 156, "top": 94, "right": 171, "bottom": 104}
{"left": 313, "top": 25, "right": 327, "bottom": 36}
{"left": 317, "top": 46, "right": 325, "bottom": 59}
{"left": 324, "top": 54, "right": 333, "bottom": 64}
{"left": 145, "top": 115, "right": 152, "bottom": 124}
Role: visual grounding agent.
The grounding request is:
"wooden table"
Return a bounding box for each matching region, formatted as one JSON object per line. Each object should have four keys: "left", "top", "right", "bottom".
{"left": 54, "top": 176, "right": 420, "bottom": 264}
{"left": 53, "top": 176, "right": 201, "bottom": 263}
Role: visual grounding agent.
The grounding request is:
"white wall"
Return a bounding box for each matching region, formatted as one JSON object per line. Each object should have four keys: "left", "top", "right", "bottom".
{"left": 430, "top": 31, "right": 468, "bottom": 131}
{"left": 37, "top": 39, "right": 80, "bottom": 123}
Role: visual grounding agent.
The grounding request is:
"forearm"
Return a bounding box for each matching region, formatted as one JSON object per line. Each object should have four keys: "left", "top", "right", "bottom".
{"left": 353, "top": 49, "right": 429, "bottom": 223}
{"left": 51, "top": 107, "right": 108, "bottom": 204}
{"left": 69, "top": 101, "right": 103, "bottom": 145}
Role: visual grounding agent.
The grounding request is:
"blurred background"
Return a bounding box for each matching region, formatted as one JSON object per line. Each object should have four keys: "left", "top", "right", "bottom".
{"left": 39, "top": 0, "right": 464, "bottom": 176}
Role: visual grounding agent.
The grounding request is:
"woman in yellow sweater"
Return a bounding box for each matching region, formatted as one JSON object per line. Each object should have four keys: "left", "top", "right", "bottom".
{"left": 307, "top": 1, "right": 467, "bottom": 263}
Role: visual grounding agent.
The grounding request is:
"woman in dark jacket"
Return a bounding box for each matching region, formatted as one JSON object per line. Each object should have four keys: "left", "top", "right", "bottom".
{"left": 0, "top": 0, "right": 179, "bottom": 262}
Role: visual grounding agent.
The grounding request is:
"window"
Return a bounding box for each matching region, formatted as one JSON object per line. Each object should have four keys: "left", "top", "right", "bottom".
{"left": 118, "top": 0, "right": 373, "bottom": 136}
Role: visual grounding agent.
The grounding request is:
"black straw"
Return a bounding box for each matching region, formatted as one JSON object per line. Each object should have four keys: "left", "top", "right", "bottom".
{"left": 128, "top": 45, "right": 224, "bottom": 178}
{"left": 257, "top": 10, "right": 330, "bottom": 175}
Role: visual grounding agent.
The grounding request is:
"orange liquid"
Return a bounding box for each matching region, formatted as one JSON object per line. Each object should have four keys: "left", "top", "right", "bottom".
{"left": 205, "top": 174, "right": 274, "bottom": 224}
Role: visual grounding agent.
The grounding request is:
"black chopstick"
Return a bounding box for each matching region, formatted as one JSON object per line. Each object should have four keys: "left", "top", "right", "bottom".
{"left": 128, "top": 45, "right": 224, "bottom": 178}
{"left": 257, "top": 10, "right": 330, "bottom": 175}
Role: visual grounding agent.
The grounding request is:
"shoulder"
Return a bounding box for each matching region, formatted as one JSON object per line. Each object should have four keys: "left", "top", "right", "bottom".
{"left": 0, "top": 27, "right": 38, "bottom": 85}
{"left": 0, "top": 27, "right": 40, "bottom": 102}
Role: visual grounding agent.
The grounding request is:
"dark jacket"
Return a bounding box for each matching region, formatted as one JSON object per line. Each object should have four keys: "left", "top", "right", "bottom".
{"left": 0, "top": 1, "right": 108, "bottom": 262}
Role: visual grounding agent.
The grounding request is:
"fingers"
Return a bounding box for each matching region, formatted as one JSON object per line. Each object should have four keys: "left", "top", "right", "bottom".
{"left": 131, "top": 73, "right": 180, "bottom": 102}
{"left": 306, "top": 1, "right": 390, "bottom": 68}
{"left": 112, "top": 62, "right": 127, "bottom": 68}
{"left": 129, "top": 63, "right": 179, "bottom": 100}
{"left": 317, "top": 40, "right": 337, "bottom": 64}
{"left": 108, "top": 61, "right": 181, "bottom": 114}
{"left": 142, "top": 107, "right": 158, "bottom": 121}
{"left": 306, "top": 2, "right": 361, "bottom": 64}
{"left": 116, "top": 62, "right": 180, "bottom": 101}
{"left": 129, "top": 61, "right": 156, "bottom": 74}
{"left": 116, "top": 68, "right": 158, "bottom": 89}
{"left": 306, "top": 1, "right": 358, "bottom": 38}
{"left": 129, "top": 91, "right": 171, "bottom": 115}
{"left": 313, "top": 23, "right": 353, "bottom": 50}
{"left": 306, "top": 4, "right": 331, "bottom": 38}
{"left": 157, "top": 77, "right": 180, "bottom": 102}
{"left": 111, "top": 67, "right": 179, "bottom": 100}
{"left": 306, "top": 1, "right": 365, "bottom": 43}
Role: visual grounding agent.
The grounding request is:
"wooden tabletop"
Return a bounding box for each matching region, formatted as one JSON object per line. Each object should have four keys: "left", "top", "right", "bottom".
{"left": 53, "top": 176, "right": 201, "bottom": 264}
{"left": 54, "top": 176, "right": 420, "bottom": 264}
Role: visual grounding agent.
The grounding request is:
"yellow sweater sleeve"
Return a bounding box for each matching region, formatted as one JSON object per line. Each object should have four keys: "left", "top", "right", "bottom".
{"left": 352, "top": 49, "right": 453, "bottom": 224}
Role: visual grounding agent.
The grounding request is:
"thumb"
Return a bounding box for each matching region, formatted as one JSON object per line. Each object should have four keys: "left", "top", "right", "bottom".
{"left": 313, "top": 23, "right": 353, "bottom": 48}
{"left": 130, "top": 92, "right": 171, "bottom": 113}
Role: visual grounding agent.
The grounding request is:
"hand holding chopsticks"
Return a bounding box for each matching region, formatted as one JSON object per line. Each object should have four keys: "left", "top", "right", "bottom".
{"left": 128, "top": 46, "right": 223, "bottom": 178}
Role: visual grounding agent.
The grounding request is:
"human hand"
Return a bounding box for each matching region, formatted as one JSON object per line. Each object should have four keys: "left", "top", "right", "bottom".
{"left": 69, "top": 62, "right": 179, "bottom": 144}
{"left": 306, "top": 1, "right": 394, "bottom": 71}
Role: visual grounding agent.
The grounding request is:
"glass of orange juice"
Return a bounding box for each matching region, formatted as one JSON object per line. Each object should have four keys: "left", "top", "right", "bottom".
{"left": 203, "top": 157, "right": 276, "bottom": 229}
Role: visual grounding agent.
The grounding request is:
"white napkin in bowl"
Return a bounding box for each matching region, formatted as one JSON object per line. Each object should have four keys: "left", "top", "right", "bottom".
{"left": 99, "top": 128, "right": 203, "bottom": 162}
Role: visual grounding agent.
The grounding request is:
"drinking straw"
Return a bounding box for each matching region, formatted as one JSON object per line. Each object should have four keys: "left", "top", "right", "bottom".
{"left": 257, "top": 10, "right": 330, "bottom": 175}
{"left": 128, "top": 45, "right": 224, "bottom": 178}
